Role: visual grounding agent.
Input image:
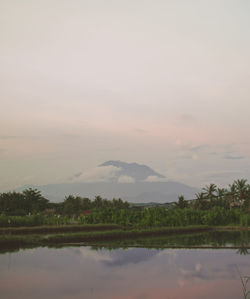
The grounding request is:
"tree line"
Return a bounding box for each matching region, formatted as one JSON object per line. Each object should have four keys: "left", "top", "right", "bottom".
{"left": 176, "top": 179, "right": 250, "bottom": 210}
{"left": 1, "top": 179, "right": 250, "bottom": 227}
{"left": 0, "top": 188, "right": 129, "bottom": 216}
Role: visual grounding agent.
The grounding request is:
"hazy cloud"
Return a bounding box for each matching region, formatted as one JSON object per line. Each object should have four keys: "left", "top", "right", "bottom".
{"left": 204, "top": 171, "right": 243, "bottom": 179}
{"left": 75, "top": 247, "right": 113, "bottom": 262}
{"left": 70, "top": 166, "right": 120, "bottom": 183}
{"left": 144, "top": 176, "right": 167, "bottom": 182}
{"left": 176, "top": 154, "right": 193, "bottom": 160}
{"left": 180, "top": 114, "right": 194, "bottom": 122}
{"left": 192, "top": 154, "right": 198, "bottom": 161}
{"left": 178, "top": 114, "right": 195, "bottom": 125}
{"left": 208, "top": 152, "right": 219, "bottom": 155}
{"left": 0, "top": 135, "right": 17, "bottom": 140}
{"left": 224, "top": 155, "right": 245, "bottom": 160}
{"left": 133, "top": 128, "right": 148, "bottom": 135}
{"left": 118, "top": 175, "right": 135, "bottom": 183}
{"left": 189, "top": 145, "right": 209, "bottom": 152}
{"left": 68, "top": 172, "right": 82, "bottom": 181}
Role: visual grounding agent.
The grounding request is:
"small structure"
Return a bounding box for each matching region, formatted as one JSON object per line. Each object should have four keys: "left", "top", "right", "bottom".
{"left": 81, "top": 210, "right": 92, "bottom": 216}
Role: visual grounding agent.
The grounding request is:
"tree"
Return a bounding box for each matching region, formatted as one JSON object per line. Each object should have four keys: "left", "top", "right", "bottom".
{"left": 194, "top": 192, "right": 207, "bottom": 210}
{"left": 215, "top": 188, "right": 229, "bottom": 209}
{"left": 234, "top": 179, "right": 248, "bottom": 208}
{"left": 63, "top": 195, "right": 81, "bottom": 215}
{"left": 93, "top": 196, "right": 103, "bottom": 208}
{"left": 202, "top": 184, "right": 217, "bottom": 199}
{"left": 228, "top": 182, "right": 237, "bottom": 209}
{"left": 22, "top": 188, "right": 48, "bottom": 213}
{"left": 176, "top": 195, "right": 188, "bottom": 209}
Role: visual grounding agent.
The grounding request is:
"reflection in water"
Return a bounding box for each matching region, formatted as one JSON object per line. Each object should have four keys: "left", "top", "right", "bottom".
{"left": 237, "top": 231, "right": 250, "bottom": 255}
{"left": 0, "top": 245, "right": 250, "bottom": 299}
{"left": 84, "top": 230, "right": 250, "bottom": 252}
{"left": 236, "top": 266, "right": 250, "bottom": 299}
{"left": 237, "top": 247, "right": 249, "bottom": 255}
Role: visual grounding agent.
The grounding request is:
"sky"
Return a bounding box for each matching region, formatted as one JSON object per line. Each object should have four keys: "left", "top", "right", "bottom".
{"left": 1, "top": 0, "right": 250, "bottom": 191}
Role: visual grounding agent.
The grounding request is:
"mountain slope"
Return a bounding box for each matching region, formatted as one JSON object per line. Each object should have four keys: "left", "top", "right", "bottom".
{"left": 15, "top": 161, "right": 199, "bottom": 203}
{"left": 99, "top": 160, "right": 165, "bottom": 181}
{"left": 16, "top": 181, "right": 199, "bottom": 203}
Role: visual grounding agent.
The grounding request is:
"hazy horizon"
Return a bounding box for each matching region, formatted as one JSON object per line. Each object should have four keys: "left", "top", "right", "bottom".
{"left": 1, "top": 0, "right": 250, "bottom": 191}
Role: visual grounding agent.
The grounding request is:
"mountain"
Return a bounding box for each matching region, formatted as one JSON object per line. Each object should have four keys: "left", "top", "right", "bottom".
{"left": 16, "top": 181, "right": 198, "bottom": 203}
{"left": 99, "top": 160, "right": 165, "bottom": 181}
{"left": 15, "top": 161, "right": 199, "bottom": 203}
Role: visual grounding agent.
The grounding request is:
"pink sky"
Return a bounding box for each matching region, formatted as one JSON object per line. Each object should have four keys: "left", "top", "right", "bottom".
{"left": 1, "top": 0, "right": 250, "bottom": 190}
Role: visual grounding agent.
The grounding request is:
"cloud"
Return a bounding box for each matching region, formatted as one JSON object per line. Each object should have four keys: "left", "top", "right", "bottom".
{"left": 103, "top": 248, "right": 158, "bottom": 267}
{"left": 223, "top": 155, "right": 245, "bottom": 160}
{"left": 192, "top": 154, "right": 198, "bottom": 160}
{"left": 68, "top": 172, "right": 82, "bottom": 181}
{"left": 189, "top": 144, "right": 209, "bottom": 152}
{"left": 0, "top": 135, "right": 17, "bottom": 140}
{"left": 208, "top": 151, "right": 219, "bottom": 155}
{"left": 133, "top": 128, "right": 148, "bottom": 135}
{"left": 70, "top": 165, "right": 121, "bottom": 183}
{"left": 179, "top": 114, "right": 195, "bottom": 125}
{"left": 177, "top": 155, "right": 193, "bottom": 159}
{"left": 118, "top": 175, "right": 135, "bottom": 183}
{"left": 76, "top": 247, "right": 113, "bottom": 262}
{"left": 144, "top": 175, "right": 167, "bottom": 182}
{"left": 204, "top": 171, "right": 242, "bottom": 179}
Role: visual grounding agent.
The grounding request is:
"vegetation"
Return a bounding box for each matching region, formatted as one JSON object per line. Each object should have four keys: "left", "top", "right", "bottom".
{"left": 2, "top": 181, "right": 250, "bottom": 299}
{"left": 0, "top": 224, "right": 121, "bottom": 235}
{"left": 1, "top": 179, "right": 250, "bottom": 228}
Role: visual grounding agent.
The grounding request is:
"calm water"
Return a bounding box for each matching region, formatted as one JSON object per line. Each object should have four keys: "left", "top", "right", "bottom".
{"left": 1, "top": 232, "right": 250, "bottom": 299}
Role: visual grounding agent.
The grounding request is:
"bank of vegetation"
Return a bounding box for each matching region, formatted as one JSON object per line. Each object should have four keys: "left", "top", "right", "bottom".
{"left": 0, "top": 179, "right": 250, "bottom": 229}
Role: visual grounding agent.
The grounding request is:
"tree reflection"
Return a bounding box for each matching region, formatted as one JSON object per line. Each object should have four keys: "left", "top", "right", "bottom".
{"left": 237, "top": 231, "right": 250, "bottom": 255}
{"left": 237, "top": 266, "right": 250, "bottom": 299}
{"left": 237, "top": 247, "right": 249, "bottom": 255}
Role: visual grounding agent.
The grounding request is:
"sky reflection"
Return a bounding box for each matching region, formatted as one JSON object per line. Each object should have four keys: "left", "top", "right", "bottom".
{"left": 0, "top": 247, "right": 249, "bottom": 299}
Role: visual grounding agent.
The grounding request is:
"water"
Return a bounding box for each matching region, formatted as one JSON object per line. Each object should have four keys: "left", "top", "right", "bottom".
{"left": 1, "top": 231, "right": 250, "bottom": 299}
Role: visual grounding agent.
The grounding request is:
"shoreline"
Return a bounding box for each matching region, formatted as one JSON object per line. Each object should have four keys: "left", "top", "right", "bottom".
{"left": 0, "top": 225, "right": 249, "bottom": 253}
{"left": 0, "top": 225, "right": 211, "bottom": 249}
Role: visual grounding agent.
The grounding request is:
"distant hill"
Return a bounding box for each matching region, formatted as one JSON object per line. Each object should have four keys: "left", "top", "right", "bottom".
{"left": 15, "top": 161, "right": 199, "bottom": 203}
{"left": 16, "top": 181, "right": 198, "bottom": 203}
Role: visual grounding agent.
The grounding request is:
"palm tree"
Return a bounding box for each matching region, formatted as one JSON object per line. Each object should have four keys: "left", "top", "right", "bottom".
{"left": 202, "top": 183, "right": 217, "bottom": 199}
{"left": 194, "top": 192, "right": 206, "bottom": 210}
{"left": 228, "top": 182, "right": 237, "bottom": 209}
{"left": 234, "top": 179, "right": 248, "bottom": 208}
{"left": 216, "top": 188, "right": 228, "bottom": 208}
{"left": 202, "top": 183, "right": 217, "bottom": 208}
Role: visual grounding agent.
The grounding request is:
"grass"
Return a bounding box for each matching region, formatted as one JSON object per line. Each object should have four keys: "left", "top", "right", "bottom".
{"left": 0, "top": 223, "right": 121, "bottom": 235}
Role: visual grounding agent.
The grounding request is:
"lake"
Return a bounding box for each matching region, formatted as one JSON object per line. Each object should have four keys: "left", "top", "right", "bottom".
{"left": 0, "top": 231, "right": 250, "bottom": 299}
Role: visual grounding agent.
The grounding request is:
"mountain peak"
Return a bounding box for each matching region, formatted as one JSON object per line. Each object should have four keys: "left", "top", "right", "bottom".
{"left": 99, "top": 160, "right": 165, "bottom": 182}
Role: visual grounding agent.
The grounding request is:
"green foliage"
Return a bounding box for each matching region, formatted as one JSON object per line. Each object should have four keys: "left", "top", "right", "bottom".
{"left": 0, "top": 188, "right": 49, "bottom": 216}
{"left": 175, "top": 195, "right": 188, "bottom": 209}
{"left": 191, "top": 179, "right": 250, "bottom": 211}
{"left": 79, "top": 206, "right": 247, "bottom": 228}
{"left": 1, "top": 179, "right": 250, "bottom": 228}
{"left": 240, "top": 215, "right": 249, "bottom": 228}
